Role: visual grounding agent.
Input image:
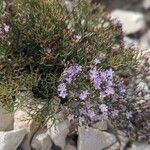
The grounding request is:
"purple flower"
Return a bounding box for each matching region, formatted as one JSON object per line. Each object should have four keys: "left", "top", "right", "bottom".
{"left": 67, "top": 114, "right": 74, "bottom": 121}
{"left": 105, "top": 86, "right": 115, "bottom": 95}
{"left": 58, "top": 91, "right": 67, "bottom": 98}
{"left": 79, "top": 90, "right": 90, "bottom": 100}
{"left": 57, "top": 83, "right": 67, "bottom": 98}
{"left": 79, "top": 108, "right": 87, "bottom": 115}
{"left": 65, "top": 77, "right": 73, "bottom": 83}
{"left": 99, "top": 104, "right": 108, "bottom": 112}
{"left": 73, "top": 35, "right": 81, "bottom": 42}
{"left": 118, "top": 80, "right": 126, "bottom": 94}
{"left": 105, "top": 68, "right": 114, "bottom": 79}
{"left": 128, "top": 121, "right": 134, "bottom": 128}
{"left": 125, "top": 111, "right": 133, "bottom": 119}
{"left": 85, "top": 101, "right": 93, "bottom": 109}
{"left": 93, "top": 58, "right": 101, "bottom": 65}
{"left": 4, "top": 24, "right": 10, "bottom": 32}
{"left": 100, "top": 71, "right": 108, "bottom": 82}
{"left": 89, "top": 67, "right": 99, "bottom": 80}
{"left": 87, "top": 110, "right": 96, "bottom": 119}
{"left": 111, "top": 109, "right": 119, "bottom": 117}
{"left": 43, "top": 48, "right": 52, "bottom": 54}
{"left": 93, "top": 76, "right": 102, "bottom": 90}
{"left": 64, "top": 64, "right": 82, "bottom": 83}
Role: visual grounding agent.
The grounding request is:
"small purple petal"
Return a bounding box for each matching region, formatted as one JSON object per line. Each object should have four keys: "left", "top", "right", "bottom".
{"left": 4, "top": 24, "right": 10, "bottom": 32}
{"left": 111, "top": 109, "right": 119, "bottom": 117}
{"left": 57, "top": 83, "right": 67, "bottom": 98}
{"left": 99, "top": 104, "right": 108, "bottom": 112}
{"left": 87, "top": 110, "right": 96, "bottom": 119}
{"left": 126, "top": 111, "right": 133, "bottom": 119}
{"left": 73, "top": 35, "right": 82, "bottom": 41}
{"left": 79, "top": 108, "right": 87, "bottom": 115}
{"left": 89, "top": 67, "right": 99, "bottom": 80}
{"left": 79, "top": 90, "right": 90, "bottom": 100}
{"left": 93, "top": 58, "right": 101, "bottom": 65}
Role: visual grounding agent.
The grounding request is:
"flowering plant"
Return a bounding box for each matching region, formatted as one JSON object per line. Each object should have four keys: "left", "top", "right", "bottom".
{"left": 0, "top": 0, "right": 148, "bottom": 139}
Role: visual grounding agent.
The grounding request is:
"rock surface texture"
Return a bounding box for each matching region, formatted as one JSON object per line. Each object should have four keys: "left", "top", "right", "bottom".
{"left": 31, "top": 128, "right": 52, "bottom": 150}
{"left": 111, "top": 9, "right": 146, "bottom": 34}
{"left": 78, "top": 126, "right": 117, "bottom": 150}
{"left": 47, "top": 113, "right": 70, "bottom": 149}
{"left": 127, "top": 142, "right": 150, "bottom": 150}
{"left": 0, "top": 106, "right": 14, "bottom": 131}
{"left": 14, "top": 109, "right": 39, "bottom": 150}
{"left": 0, "top": 128, "right": 27, "bottom": 150}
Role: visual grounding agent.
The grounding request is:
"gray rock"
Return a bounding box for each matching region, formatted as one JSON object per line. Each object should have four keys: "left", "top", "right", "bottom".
{"left": 64, "top": 144, "right": 77, "bottom": 150}
{"left": 14, "top": 92, "right": 40, "bottom": 150}
{"left": 0, "top": 128, "right": 27, "bottom": 150}
{"left": 105, "top": 142, "right": 120, "bottom": 150}
{"left": 123, "top": 36, "right": 139, "bottom": 48}
{"left": 92, "top": 121, "right": 108, "bottom": 131}
{"left": 139, "top": 30, "right": 150, "bottom": 50}
{"left": 127, "top": 142, "right": 150, "bottom": 150}
{"left": 0, "top": 106, "right": 14, "bottom": 131}
{"left": 111, "top": 10, "right": 146, "bottom": 35}
{"left": 77, "top": 126, "right": 117, "bottom": 150}
{"left": 47, "top": 112, "right": 70, "bottom": 149}
{"left": 117, "top": 130, "right": 129, "bottom": 150}
{"left": 31, "top": 128, "right": 52, "bottom": 150}
{"left": 143, "top": 0, "right": 150, "bottom": 10}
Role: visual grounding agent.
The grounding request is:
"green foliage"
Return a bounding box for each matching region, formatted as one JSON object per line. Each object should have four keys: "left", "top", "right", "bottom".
{"left": 0, "top": 0, "right": 137, "bottom": 123}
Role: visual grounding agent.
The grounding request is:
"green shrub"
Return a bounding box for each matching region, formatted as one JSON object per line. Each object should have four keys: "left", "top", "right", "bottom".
{"left": 1, "top": 0, "right": 148, "bottom": 137}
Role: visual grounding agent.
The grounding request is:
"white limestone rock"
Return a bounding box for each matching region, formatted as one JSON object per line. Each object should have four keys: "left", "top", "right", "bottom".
{"left": 14, "top": 109, "right": 40, "bottom": 150}
{"left": 77, "top": 126, "right": 117, "bottom": 150}
{"left": 123, "top": 36, "right": 139, "bottom": 48}
{"left": 47, "top": 112, "right": 70, "bottom": 149}
{"left": 64, "top": 144, "right": 77, "bottom": 150}
{"left": 0, "top": 128, "right": 27, "bottom": 150}
{"left": 139, "top": 30, "right": 150, "bottom": 50}
{"left": 31, "top": 128, "right": 52, "bottom": 150}
{"left": 0, "top": 106, "right": 14, "bottom": 131}
{"left": 143, "top": 0, "right": 150, "bottom": 10}
{"left": 92, "top": 120, "right": 108, "bottom": 131}
{"left": 105, "top": 142, "right": 120, "bottom": 150}
{"left": 111, "top": 10, "right": 146, "bottom": 35}
{"left": 117, "top": 130, "right": 129, "bottom": 150}
{"left": 14, "top": 92, "right": 41, "bottom": 150}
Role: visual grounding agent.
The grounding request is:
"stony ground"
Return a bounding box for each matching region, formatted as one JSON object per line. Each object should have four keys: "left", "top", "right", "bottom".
{"left": 0, "top": 0, "right": 150, "bottom": 150}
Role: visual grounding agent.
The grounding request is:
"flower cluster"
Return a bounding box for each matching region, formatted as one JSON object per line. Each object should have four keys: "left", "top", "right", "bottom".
{"left": 57, "top": 83, "right": 67, "bottom": 98}
{"left": 63, "top": 64, "right": 82, "bottom": 84}
{"left": 57, "top": 60, "right": 135, "bottom": 129}
{"left": 0, "top": 24, "right": 9, "bottom": 38}
{"left": 1, "top": 0, "right": 147, "bottom": 141}
{"left": 89, "top": 67, "right": 114, "bottom": 97}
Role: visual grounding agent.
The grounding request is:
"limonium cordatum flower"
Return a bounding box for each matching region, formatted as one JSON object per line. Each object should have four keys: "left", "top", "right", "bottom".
{"left": 79, "top": 90, "right": 90, "bottom": 100}
{"left": 57, "top": 83, "right": 67, "bottom": 98}
{"left": 111, "top": 109, "right": 119, "bottom": 118}
{"left": 4, "top": 24, "right": 10, "bottom": 32}
{"left": 63, "top": 64, "right": 82, "bottom": 84}
{"left": 125, "top": 111, "right": 133, "bottom": 119}
{"left": 99, "top": 104, "right": 108, "bottom": 112}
